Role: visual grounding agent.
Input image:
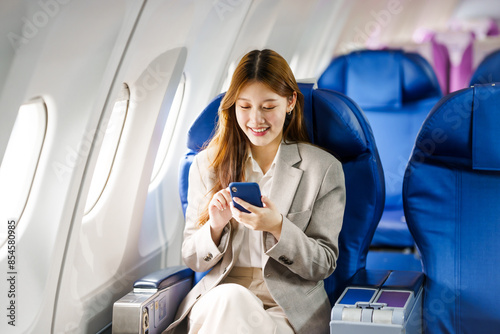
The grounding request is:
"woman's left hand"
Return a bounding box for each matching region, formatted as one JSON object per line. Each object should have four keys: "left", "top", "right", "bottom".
{"left": 231, "top": 195, "right": 283, "bottom": 240}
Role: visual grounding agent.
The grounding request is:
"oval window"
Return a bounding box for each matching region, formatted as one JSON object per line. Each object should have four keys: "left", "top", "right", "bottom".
{"left": 0, "top": 98, "right": 47, "bottom": 246}
{"left": 150, "top": 74, "right": 186, "bottom": 183}
{"left": 84, "top": 84, "right": 130, "bottom": 214}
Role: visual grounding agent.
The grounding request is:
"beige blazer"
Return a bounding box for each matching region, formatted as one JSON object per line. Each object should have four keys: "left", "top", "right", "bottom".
{"left": 165, "top": 142, "right": 345, "bottom": 334}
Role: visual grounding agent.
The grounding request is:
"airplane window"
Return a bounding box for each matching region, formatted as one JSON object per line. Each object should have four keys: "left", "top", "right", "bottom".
{"left": 84, "top": 84, "right": 130, "bottom": 214}
{"left": 150, "top": 74, "right": 186, "bottom": 183}
{"left": 0, "top": 98, "right": 47, "bottom": 246}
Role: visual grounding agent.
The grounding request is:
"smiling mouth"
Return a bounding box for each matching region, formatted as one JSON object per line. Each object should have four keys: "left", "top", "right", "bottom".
{"left": 249, "top": 127, "right": 270, "bottom": 135}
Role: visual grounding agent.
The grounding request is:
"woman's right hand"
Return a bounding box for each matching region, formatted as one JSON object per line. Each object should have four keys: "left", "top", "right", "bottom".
{"left": 208, "top": 188, "right": 232, "bottom": 243}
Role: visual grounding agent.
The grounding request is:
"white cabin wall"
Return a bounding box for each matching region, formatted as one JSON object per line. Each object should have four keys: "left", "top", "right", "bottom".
{"left": 0, "top": 0, "right": 27, "bottom": 161}
{"left": 0, "top": 0, "right": 51, "bottom": 163}
{"left": 0, "top": 1, "right": 24, "bottom": 115}
{"left": 291, "top": 0, "right": 351, "bottom": 80}
{"left": 0, "top": 0, "right": 145, "bottom": 333}
{"left": 333, "top": 0, "right": 458, "bottom": 55}
{"left": 219, "top": 0, "right": 350, "bottom": 92}
{"left": 453, "top": 0, "right": 500, "bottom": 21}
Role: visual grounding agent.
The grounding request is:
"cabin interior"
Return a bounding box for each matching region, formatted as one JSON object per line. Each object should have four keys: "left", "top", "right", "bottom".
{"left": 1, "top": 0, "right": 500, "bottom": 333}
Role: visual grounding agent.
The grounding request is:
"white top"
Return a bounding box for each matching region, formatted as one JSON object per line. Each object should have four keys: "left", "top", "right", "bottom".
{"left": 234, "top": 145, "right": 280, "bottom": 268}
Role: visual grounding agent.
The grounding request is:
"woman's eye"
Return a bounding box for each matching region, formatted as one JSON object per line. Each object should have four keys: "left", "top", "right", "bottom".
{"left": 263, "top": 106, "right": 276, "bottom": 110}
{"left": 239, "top": 105, "right": 251, "bottom": 109}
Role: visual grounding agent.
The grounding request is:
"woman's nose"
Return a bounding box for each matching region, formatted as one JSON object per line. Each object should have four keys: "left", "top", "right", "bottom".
{"left": 249, "top": 108, "right": 264, "bottom": 124}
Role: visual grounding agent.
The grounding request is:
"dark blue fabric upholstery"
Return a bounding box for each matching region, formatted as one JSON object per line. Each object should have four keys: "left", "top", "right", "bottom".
{"left": 318, "top": 49, "right": 442, "bottom": 248}
{"left": 179, "top": 93, "right": 224, "bottom": 214}
{"left": 403, "top": 83, "right": 500, "bottom": 334}
{"left": 308, "top": 86, "right": 385, "bottom": 302}
{"left": 469, "top": 49, "right": 500, "bottom": 86}
{"left": 178, "top": 83, "right": 385, "bottom": 302}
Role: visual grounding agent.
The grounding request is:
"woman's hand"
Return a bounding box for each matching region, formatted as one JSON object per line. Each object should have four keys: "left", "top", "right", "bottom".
{"left": 231, "top": 195, "right": 283, "bottom": 240}
{"left": 208, "top": 188, "right": 233, "bottom": 245}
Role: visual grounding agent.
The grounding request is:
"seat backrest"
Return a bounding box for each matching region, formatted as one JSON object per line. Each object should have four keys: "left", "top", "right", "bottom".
{"left": 403, "top": 83, "right": 500, "bottom": 334}
{"left": 469, "top": 49, "right": 500, "bottom": 85}
{"left": 179, "top": 83, "right": 385, "bottom": 302}
{"left": 318, "top": 49, "right": 442, "bottom": 248}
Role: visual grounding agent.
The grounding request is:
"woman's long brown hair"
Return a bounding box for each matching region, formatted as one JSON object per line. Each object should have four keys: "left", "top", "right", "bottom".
{"left": 197, "top": 49, "right": 309, "bottom": 226}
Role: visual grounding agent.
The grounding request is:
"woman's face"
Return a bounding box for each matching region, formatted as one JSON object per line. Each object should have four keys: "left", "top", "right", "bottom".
{"left": 235, "top": 81, "right": 295, "bottom": 153}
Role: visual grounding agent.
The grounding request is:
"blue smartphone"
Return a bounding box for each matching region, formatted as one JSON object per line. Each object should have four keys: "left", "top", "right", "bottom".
{"left": 229, "top": 182, "right": 263, "bottom": 213}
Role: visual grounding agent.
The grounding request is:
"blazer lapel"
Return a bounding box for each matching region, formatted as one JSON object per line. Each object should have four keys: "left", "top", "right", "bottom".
{"left": 269, "top": 143, "right": 303, "bottom": 215}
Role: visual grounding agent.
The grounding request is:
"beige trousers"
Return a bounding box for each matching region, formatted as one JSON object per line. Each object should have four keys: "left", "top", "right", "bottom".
{"left": 188, "top": 267, "right": 295, "bottom": 334}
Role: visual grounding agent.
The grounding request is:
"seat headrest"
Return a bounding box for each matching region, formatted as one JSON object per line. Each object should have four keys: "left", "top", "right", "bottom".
{"left": 318, "top": 50, "right": 442, "bottom": 109}
{"left": 413, "top": 83, "right": 500, "bottom": 171}
{"left": 311, "top": 89, "right": 369, "bottom": 160}
{"left": 186, "top": 93, "right": 223, "bottom": 152}
{"left": 469, "top": 49, "right": 500, "bottom": 85}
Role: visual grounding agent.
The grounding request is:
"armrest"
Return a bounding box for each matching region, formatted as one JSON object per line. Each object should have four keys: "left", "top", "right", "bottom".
{"left": 334, "top": 269, "right": 391, "bottom": 306}
{"left": 331, "top": 269, "right": 425, "bottom": 332}
{"left": 113, "top": 266, "right": 194, "bottom": 334}
{"left": 134, "top": 265, "right": 193, "bottom": 291}
{"left": 345, "top": 269, "right": 391, "bottom": 288}
{"left": 380, "top": 270, "right": 424, "bottom": 296}
{"left": 335, "top": 269, "right": 424, "bottom": 304}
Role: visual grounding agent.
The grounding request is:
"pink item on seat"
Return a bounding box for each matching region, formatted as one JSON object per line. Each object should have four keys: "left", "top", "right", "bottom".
{"left": 435, "top": 31, "right": 475, "bottom": 92}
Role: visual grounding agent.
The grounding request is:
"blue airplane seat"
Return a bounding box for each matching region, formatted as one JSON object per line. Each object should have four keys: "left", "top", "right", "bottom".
{"left": 469, "top": 49, "right": 500, "bottom": 85}
{"left": 318, "top": 49, "right": 442, "bottom": 248}
{"left": 178, "top": 93, "right": 224, "bottom": 284}
{"left": 113, "top": 83, "right": 386, "bottom": 332}
{"left": 403, "top": 83, "right": 500, "bottom": 334}
{"left": 178, "top": 83, "right": 385, "bottom": 303}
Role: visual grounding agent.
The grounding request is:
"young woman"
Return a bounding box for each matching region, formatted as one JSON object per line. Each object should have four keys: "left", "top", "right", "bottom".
{"left": 166, "top": 49, "right": 345, "bottom": 334}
